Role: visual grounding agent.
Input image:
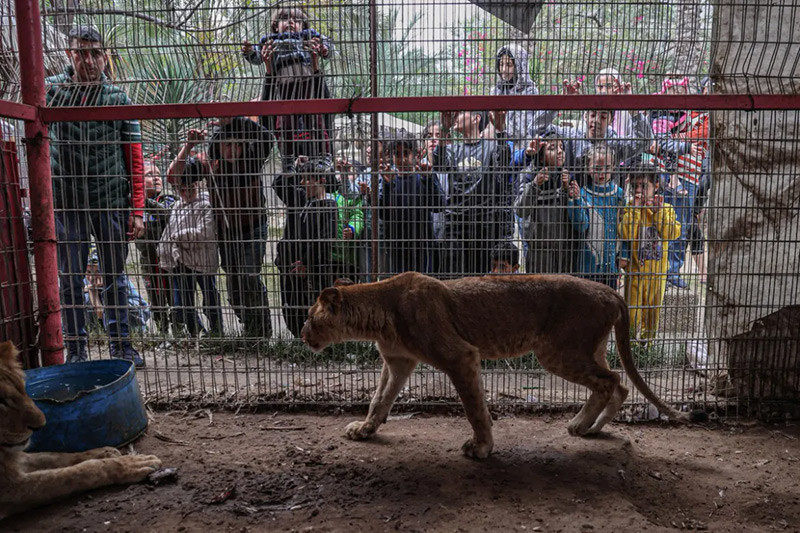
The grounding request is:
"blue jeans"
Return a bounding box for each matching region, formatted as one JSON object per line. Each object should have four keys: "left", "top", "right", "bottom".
{"left": 218, "top": 222, "right": 272, "bottom": 337}
{"left": 172, "top": 264, "right": 223, "bottom": 336}
{"left": 83, "top": 275, "right": 151, "bottom": 333}
{"left": 663, "top": 179, "right": 697, "bottom": 277}
{"left": 56, "top": 210, "right": 130, "bottom": 351}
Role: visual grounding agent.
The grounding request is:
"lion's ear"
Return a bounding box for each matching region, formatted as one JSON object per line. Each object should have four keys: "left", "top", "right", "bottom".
{"left": 0, "top": 341, "right": 19, "bottom": 363}
{"left": 334, "top": 278, "right": 354, "bottom": 287}
{"left": 319, "top": 287, "right": 342, "bottom": 315}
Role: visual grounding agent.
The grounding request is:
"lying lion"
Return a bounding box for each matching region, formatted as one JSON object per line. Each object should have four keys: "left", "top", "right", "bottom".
{"left": 301, "top": 272, "right": 689, "bottom": 458}
{"left": 0, "top": 341, "right": 161, "bottom": 519}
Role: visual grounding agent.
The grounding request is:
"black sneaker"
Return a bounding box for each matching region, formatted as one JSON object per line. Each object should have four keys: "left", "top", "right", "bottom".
{"left": 66, "top": 341, "right": 88, "bottom": 364}
{"left": 111, "top": 342, "right": 146, "bottom": 368}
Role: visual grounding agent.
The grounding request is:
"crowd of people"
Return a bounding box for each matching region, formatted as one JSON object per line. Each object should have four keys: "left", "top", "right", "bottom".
{"left": 47, "top": 9, "right": 711, "bottom": 366}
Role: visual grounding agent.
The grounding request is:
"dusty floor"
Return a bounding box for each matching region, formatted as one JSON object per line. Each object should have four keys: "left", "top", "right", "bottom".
{"left": 5, "top": 411, "right": 799, "bottom": 533}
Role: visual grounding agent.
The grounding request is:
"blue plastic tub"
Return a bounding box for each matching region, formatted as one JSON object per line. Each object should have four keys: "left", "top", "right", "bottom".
{"left": 24, "top": 359, "right": 149, "bottom": 453}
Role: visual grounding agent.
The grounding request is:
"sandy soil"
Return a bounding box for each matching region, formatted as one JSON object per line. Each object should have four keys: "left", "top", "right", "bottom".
{"left": 5, "top": 411, "right": 799, "bottom": 533}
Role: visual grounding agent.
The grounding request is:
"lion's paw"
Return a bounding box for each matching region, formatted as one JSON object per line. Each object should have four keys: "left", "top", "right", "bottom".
{"left": 84, "top": 446, "right": 122, "bottom": 459}
{"left": 110, "top": 454, "right": 162, "bottom": 484}
{"left": 461, "top": 439, "right": 493, "bottom": 459}
{"left": 567, "top": 417, "right": 591, "bottom": 437}
{"left": 344, "top": 421, "right": 375, "bottom": 441}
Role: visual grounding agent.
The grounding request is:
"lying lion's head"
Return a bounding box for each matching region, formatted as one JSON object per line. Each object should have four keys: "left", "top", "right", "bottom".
{"left": 301, "top": 280, "right": 352, "bottom": 353}
{"left": 0, "top": 341, "right": 46, "bottom": 452}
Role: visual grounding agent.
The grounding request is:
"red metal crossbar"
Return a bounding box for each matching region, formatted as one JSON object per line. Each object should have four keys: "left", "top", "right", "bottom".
{"left": 0, "top": 100, "right": 36, "bottom": 121}
{"left": 35, "top": 94, "right": 800, "bottom": 123}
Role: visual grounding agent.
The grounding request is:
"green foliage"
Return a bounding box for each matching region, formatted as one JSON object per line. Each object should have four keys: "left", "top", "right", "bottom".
{"left": 328, "top": 2, "right": 449, "bottom": 125}
{"left": 530, "top": 1, "right": 711, "bottom": 94}
{"left": 482, "top": 353, "right": 543, "bottom": 371}
{"left": 607, "top": 341, "right": 670, "bottom": 369}
{"left": 268, "top": 340, "right": 380, "bottom": 367}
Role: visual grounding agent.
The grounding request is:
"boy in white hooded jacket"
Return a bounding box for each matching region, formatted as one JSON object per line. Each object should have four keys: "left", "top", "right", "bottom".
{"left": 158, "top": 156, "right": 223, "bottom": 337}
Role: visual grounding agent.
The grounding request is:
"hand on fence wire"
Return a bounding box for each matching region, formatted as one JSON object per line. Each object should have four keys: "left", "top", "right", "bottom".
{"left": 186, "top": 129, "right": 206, "bottom": 147}
{"left": 526, "top": 137, "right": 544, "bottom": 157}
{"left": 440, "top": 111, "right": 455, "bottom": 133}
{"left": 261, "top": 40, "right": 276, "bottom": 74}
{"left": 290, "top": 260, "right": 307, "bottom": 275}
{"left": 381, "top": 162, "right": 396, "bottom": 183}
{"left": 534, "top": 167, "right": 550, "bottom": 186}
{"left": 561, "top": 169, "right": 571, "bottom": 190}
{"left": 567, "top": 179, "right": 581, "bottom": 199}
{"left": 128, "top": 214, "right": 145, "bottom": 240}
{"left": 562, "top": 78, "right": 583, "bottom": 95}
{"left": 488, "top": 109, "right": 507, "bottom": 133}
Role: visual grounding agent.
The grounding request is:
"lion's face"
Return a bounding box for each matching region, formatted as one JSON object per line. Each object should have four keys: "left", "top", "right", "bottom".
{"left": 301, "top": 287, "right": 346, "bottom": 353}
{"left": 0, "top": 342, "right": 46, "bottom": 452}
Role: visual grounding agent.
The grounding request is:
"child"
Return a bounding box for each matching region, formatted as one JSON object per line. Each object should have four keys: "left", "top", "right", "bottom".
{"left": 618, "top": 165, "right": 682, "bottom": 340}
{"left": 490, "top": 241, "right": 520, "bottom": 274}
{"left": 379, "top": 133, "right": 444, "bottom": 274}
{"left": 487, "top": 44, "right": 555, "bottom": 150}
{"left": 568, "top": 146, "right": 626, "bottom": 288}
{"left": 272, "top": 160, "right": 338, "bottom": 337}
{"left": 83, "top": 245, "right": 151, "bottom": 336}
{"left": 331, "top": 159, "right": 365, "bottom": 279}
{"left": 242, "top": 6, "right": 334, "bottom": 172}
{"left": 158, "top": 156, "right": 223, "bottom": 337}
{"left": 421, "top": 120, "right": 450, "bottom": 274}
{"left": 354, "top": 126, "right": 393, "bottom": 280}
{"left": 135, "top": 162, "right": 177, "bottom": 336}
{"left": 514, "top": 129, "right": 581, "bottom": 275}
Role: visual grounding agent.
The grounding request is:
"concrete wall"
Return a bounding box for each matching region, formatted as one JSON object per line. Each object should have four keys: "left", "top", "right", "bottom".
{"left": 707, "top": 2, "right": 800, "bottom": 369}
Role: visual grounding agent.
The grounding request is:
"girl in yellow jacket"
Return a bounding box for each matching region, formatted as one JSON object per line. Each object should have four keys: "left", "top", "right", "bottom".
{"left": 619, "top": 168, "right": 682, "bottom": 340}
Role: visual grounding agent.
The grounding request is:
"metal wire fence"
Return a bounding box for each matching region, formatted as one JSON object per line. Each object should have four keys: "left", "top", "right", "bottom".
{"left": 0, "top": 0, "right": 798, "bottom": 420}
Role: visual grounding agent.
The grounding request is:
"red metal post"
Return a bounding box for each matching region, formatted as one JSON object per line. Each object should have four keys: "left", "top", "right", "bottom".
{"left": 14, "top": 0, "right": 64, "bottom": 365}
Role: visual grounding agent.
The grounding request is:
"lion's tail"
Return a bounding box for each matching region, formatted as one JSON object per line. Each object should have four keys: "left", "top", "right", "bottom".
{"left": 613, "top": 296, "right": 690, "bottom": 423}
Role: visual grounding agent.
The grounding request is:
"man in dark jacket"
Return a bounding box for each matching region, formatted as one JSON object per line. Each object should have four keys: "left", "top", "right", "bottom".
{"left": 47, "top": 26, "right": 146, "bottom": 366}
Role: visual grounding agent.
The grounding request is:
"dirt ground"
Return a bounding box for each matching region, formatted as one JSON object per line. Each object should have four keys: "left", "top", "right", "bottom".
{"left": 5, "top": 411, "right": 799, "bottom": 533}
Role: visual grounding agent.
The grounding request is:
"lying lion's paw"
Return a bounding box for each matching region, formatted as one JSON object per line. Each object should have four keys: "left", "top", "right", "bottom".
{"left": 344, "top": 421, "right": 375, "bottom": 441}
{"left": 461, "top": 439, "right": 493, "bottom": 459}
{"left": 84, "top": 446, "right": 122, "bottom": 459}
{"left": 110, "top": 455, "right": 162, "bottom": 484}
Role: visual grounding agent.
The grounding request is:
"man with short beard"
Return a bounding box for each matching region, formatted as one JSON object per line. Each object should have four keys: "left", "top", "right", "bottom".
{"left": 47, "top": 26, "right": 146, "bottom": 367}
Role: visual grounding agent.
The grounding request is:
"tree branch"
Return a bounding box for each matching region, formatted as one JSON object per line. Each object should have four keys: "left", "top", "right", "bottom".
{"left": 42, "top": 8, "right": 180, "bottom": 29}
